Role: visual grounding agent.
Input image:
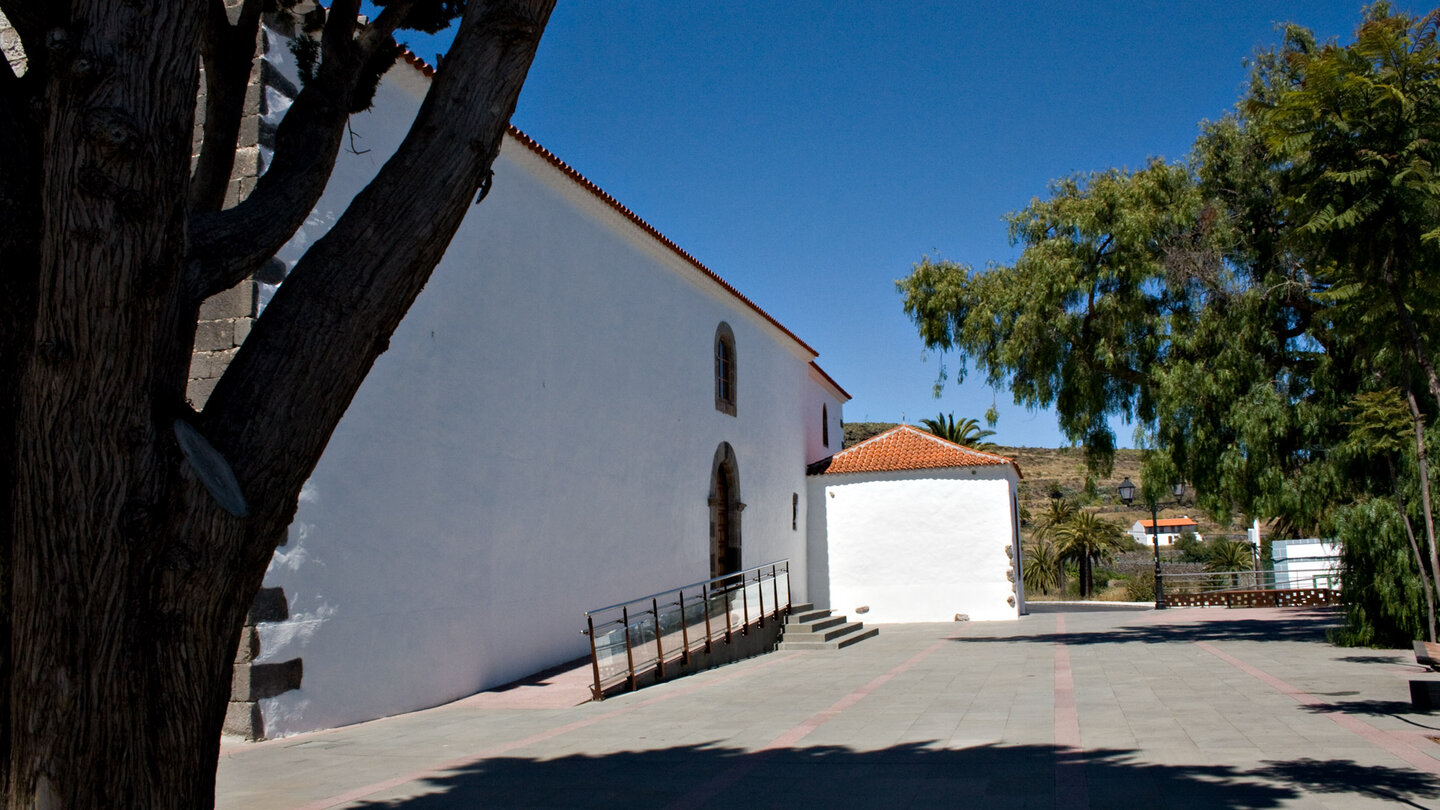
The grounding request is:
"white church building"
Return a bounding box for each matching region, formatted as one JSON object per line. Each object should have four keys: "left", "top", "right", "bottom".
{"left": 224, "top": 35, "right": 1023, "bottom": 739}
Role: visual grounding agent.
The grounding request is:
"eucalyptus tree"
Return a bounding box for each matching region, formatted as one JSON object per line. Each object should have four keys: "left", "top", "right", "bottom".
{"left": 898, "top": 4, "right": 1440, "bottom": 643}
{"left": 1249, "top": 4, "right": 1440, "bottom": 638}
{"left": 0, "top": 1, "right": 554, "bottom": 806}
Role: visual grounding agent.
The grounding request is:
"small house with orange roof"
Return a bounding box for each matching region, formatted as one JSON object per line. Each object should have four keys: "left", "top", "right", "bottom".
{"left": 1128, "top": 517, "right": 1202, "bottom": 546}
{"left": 806, "top": 425, "right": 1024, "bottom": 623}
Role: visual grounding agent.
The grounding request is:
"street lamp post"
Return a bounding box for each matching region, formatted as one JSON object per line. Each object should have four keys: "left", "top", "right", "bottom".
{"left": 1118, "top": 476, "right": 1181, "bottom": 610}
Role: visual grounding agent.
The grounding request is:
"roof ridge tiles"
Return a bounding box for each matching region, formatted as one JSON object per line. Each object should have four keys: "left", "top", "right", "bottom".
{"left": 811, "top": 424, "right": 1021, "bottom": 477}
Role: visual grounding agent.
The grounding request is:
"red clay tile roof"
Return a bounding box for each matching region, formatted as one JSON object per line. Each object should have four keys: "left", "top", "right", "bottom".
{"left": 808, "top": 425, "right": 1020, "bottom": 477}
{"left": 396, "top": 49, "right": 821, "bottom": 361}
{"left": 1137, "top": 518, "right": 1199, "bottom": 529}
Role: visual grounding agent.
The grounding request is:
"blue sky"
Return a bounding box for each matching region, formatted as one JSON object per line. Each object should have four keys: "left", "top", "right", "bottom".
{"left": 382, "top": 1, "right": 1387, "bottom": 448}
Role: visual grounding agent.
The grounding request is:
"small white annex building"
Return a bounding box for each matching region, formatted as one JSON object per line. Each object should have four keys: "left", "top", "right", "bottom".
{"left": 805, "top": 425, "right": 1025, "bottom": 623}
{"left": 1272, "top": 538, "right": 1341, "bottom": 590}
{"left": 1127, "top": 517, "right": 1202, "bottom": 546}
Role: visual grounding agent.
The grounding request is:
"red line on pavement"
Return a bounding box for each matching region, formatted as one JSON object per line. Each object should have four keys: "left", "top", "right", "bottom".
{"left": 1195, "top": 641, "right": 1440, "bottom": 776}
{"left": 1053, "top": 614, "right": 1088, "bottom": 810}
{"left": 667, "top": 634, "right": 958, "bottom": 809}
{"left": 290, "top": 652, "right": 801, "bottom": 810}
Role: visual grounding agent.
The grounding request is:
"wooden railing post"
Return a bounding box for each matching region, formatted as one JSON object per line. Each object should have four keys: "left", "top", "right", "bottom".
{"left": 622, "top": 606, "right": 637, "bottom": 693}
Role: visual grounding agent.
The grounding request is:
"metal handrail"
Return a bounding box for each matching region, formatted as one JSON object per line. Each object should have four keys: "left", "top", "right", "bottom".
{"left": 583, "top": 560, "right": 790, "bottom": 617}
{"left": 1163, "top": 570, "right": 1340, "bottom": 593}
{"left": 582, "top": 559, "right": 791, "bottom": 700}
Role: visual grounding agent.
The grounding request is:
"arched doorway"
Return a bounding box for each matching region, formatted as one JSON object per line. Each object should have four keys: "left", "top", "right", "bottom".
{"left": 709, "top": 443, "right": 743, "bottom": 579}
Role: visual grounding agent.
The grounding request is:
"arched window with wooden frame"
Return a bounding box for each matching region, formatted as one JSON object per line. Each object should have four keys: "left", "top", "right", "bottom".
{"left": 714, "top": 322, "right": 737, "bottom": 416}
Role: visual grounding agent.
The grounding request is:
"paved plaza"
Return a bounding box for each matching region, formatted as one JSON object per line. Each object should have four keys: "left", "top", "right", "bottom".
{"left": 216, "top": 605, "right": 1440, "bottom": 808}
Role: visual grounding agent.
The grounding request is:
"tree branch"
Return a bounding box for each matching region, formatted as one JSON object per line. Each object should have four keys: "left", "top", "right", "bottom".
{"left": 188, "top": 0, "right": 264, "bottom": 214}
{"left": 182, "top": 1, "right": 417, "bottom": 303}
{"left": 199, "top": 0, "right": 555, "bottom": 530}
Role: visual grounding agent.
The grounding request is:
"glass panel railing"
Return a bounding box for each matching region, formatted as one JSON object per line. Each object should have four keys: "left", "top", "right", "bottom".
{"left": 583, "top": 559, "right": 791, "bottom": 699}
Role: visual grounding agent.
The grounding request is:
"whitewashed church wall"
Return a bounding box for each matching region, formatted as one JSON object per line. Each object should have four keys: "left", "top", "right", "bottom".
{"left": 808, "top": 467, "right": 1021, "bottom": 624}
{"left": 254, "top": 69, "right": 823, "bottom": 736}
{"left": 803, "top": 369, "right": 846, "bottom": 466}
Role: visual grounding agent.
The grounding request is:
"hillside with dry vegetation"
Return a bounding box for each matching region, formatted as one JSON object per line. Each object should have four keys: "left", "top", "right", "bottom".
{"left": 839, "top": 422, "right": 1245, "bottom": 542}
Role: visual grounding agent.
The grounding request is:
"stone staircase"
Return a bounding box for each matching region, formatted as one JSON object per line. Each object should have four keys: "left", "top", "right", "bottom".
{"left": 778, "top": 603, "right": 878, "bottom": 650}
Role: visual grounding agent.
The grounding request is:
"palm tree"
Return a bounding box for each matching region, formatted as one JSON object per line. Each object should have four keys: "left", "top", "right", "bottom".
{"left": 1054, "top": 510, "right": 1127, "bottom": 598}
{"left": 1023, "top": 538, "right": 1061, "bottom": 595}
{"left": 919, "top": 412, "right": 997, "bottom": 451}
{"left": 1206, "top": 539, "right": 1255, "bottom": 588}
{"left": 1030, "top": 498, "right": 1078, "bottom": 594}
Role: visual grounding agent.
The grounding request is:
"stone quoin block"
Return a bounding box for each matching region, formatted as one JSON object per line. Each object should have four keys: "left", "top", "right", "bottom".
{"left": 231, "top": 658, "right": 303, "bottom": 701}
{"left": 199, "top": 282, "right": 257, "bottom": 320}
{"left": 223, "top": 701, "right": 262, "bottom": 739}
{"left": 193, "top": 320, "right": 235, "bottom": 353}
{"left": 247, "top": 587, "right": 289, "bottom": 625}
{"left": 189, "top": 348, "right": 238, "bottom": 381}
{"left": 185, "top": 377, "right": 218, "bottom": 409}
{"left": 235, "top": 626, "right": 261, "bottom": 664}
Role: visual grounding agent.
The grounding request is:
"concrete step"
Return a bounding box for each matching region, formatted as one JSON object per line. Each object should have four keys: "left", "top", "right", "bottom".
{"left": 778, "top": 620, "right": 879, "bottom": 650}
{"left": 790, "top": 603, "right": 814, "bottom": 613}
{"left": 788, "top": 608, "right": 834, "bottom": 624}
{"left": 783, "top": 614, "right": 846, "bottom": 633}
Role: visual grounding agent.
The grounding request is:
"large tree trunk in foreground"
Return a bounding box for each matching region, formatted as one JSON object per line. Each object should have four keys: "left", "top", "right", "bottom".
{"left": 3, "top": 1, "right": 554, "bottom": 806}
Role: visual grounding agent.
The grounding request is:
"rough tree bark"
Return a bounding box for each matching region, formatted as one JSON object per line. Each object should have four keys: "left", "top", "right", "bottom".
{"left": 1, "top": 0, "right": 554, "bottom": 806}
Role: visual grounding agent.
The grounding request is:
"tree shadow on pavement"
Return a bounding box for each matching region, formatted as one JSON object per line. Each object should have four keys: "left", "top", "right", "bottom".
{"left": 1298, "top": 699, "right": 1440, "bottom": 730}
{"left": 1253, "top": 758, "right": 1440, "bottom": 809}
{"left": 954, "top": 614, "right": 1338, "bottom": 646}
{"left": 342, "top": 741, "right": 1440, "bottom": 809}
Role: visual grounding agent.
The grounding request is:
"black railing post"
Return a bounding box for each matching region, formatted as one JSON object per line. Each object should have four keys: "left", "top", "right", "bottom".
{"left": 622, "top": 606, "right": 637, "bottom": 692}
{"left": 703, "top": 584, "right": 714, "bottom": 652}
{"left": 586, "top": 614, "right": 604, "bottom": 701}
{"left": 741, "top": 575, "right": 750, "bottom": 635}
{"left": 758, "top": 570, "right": 766, "bottom": 629}
{"left": 724, "top": 584, "right": 733, "bottom": 644}
{"left": 678, "top": 590, "right": 691, "bottom": 663}
{"left": 771, "top": 563, "right": 780, "bottom": 621}
{"left": 652, "top": 597, "right": 666, "bottom": 680}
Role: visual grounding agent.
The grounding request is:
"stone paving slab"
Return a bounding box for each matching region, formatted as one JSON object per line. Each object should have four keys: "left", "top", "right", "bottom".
{"left": 216, "top": 605, "right": 1440, "bottom": 808}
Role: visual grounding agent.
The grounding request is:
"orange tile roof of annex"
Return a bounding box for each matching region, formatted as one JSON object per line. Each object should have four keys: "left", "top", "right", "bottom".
{"left": 1137, "top": 518, "right": 1200, "bottom": 528}
{"left": 808, "top": 424, "right": 1021, "bottom": 477}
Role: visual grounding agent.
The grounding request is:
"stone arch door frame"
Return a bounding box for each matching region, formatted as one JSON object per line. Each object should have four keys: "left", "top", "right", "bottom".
{"left": 709, "top": 442, "right": 745, "bottom": 579}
